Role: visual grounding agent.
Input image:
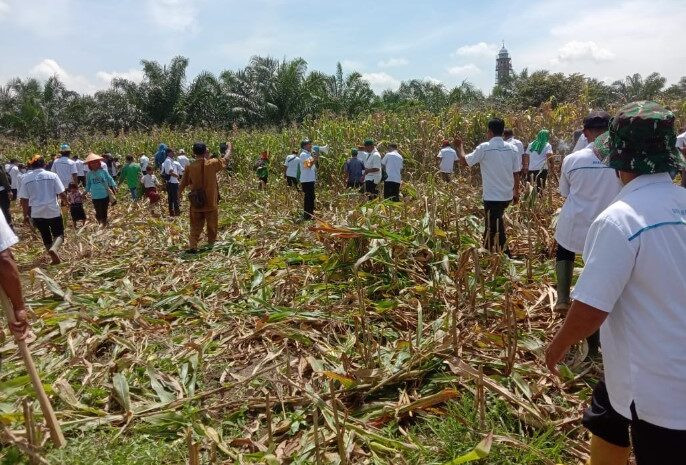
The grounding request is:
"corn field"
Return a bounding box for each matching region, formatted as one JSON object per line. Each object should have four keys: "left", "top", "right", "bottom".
{"left": 0, "top": 103, "right": 683, "bottom": 464}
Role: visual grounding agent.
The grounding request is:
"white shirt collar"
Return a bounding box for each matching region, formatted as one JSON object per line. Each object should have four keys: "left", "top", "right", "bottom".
{"left": 617, "top": 172, "right": 673, "bottom": 198}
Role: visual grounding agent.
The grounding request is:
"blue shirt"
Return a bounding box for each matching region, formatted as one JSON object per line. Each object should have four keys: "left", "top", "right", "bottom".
{"left": 344, "top": 157, "right": 364, "bottom": 182}
{"left": 86, "top": 169, "right": 116, "bottom": 200}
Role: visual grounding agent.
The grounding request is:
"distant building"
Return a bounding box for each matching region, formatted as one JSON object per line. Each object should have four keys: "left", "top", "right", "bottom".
{"left": 495, "top": 42, "right": 513, "bottom": 86}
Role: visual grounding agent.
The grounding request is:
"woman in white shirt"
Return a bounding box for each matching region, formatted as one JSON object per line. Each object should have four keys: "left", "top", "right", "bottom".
{"left": 524, "top": 129, "right": 554, "bottom": 194}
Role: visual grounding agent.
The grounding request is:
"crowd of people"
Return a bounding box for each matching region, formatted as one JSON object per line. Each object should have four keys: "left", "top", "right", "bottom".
{"left": 1, "top": 100, "right": 686, "bottom": 464}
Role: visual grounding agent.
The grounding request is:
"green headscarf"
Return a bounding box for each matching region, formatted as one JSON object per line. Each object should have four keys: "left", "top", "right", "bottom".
{"left": 530, "top": 129, "right": 550, "bottom": 154}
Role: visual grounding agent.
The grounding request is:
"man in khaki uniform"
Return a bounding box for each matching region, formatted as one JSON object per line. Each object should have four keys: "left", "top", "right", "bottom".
{"left": 179, "top": 141, "right": 232, "bottom": 253}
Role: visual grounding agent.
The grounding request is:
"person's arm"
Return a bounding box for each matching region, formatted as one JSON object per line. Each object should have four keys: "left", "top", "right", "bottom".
{"left": 106, "top": 172, "right": 117, "bottom": 192}
{"left": 86, "top": 173, "right": 92, "bottom": 194}
{"left": 0, "top": 249, "right": 29, "bottom": 338}
{"left": 179, "top": 169, "right": 189, "bottom": 195}
{"left": 545, "top": 300, "right": 608, "bottom": 374}
{"left": 20, "top": 198, "right": 30, "bottom": 223}
{"left": 513, "top": 172, "right": 520, "bottom": 202}
{"left": 559, "top": 159, "right": 571, "bottom": 197}
{"left": 58, "top": 192, "right": 67, "bottom": 204}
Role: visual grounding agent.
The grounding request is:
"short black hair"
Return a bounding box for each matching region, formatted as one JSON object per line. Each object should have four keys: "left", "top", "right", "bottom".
{"left": 488, "top": 118, "right": 505, "bottom": 136}
{"left": 165, "top": 148, "right": 174, "bottom": 155}
{"left": 388, "top": 143, "right": 398, "bottom": 150}
{"left": 192, "top": 142, "right": 207, "bottom": 156}
{"left": 32, "top": 157, "right": 46, "bottom": 168}
{"left": 126, "top": 155, "right": 133, "bottom": 162}
{"left": 503, "top": 128, "right": 514, "bottom": 138}
{"left": 9, "top": 158, "right": 18, "bottom": 163}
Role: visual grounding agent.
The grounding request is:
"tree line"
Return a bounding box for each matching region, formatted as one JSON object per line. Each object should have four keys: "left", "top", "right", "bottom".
{"left": 1, "top": 55, "right": 684, "bottom": 142}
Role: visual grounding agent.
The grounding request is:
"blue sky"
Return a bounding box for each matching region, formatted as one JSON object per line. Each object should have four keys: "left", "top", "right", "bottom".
{"left": 0, "top": 0, "right": 683, "bottom": 95}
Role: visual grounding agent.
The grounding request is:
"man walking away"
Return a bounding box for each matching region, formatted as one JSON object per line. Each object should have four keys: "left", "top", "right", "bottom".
{"left": 162, "top": 149, "right": 182, "bottom": 216}
{"left": 553, "top": 111, "right": 620, "bottom": 358}
{"left": 455, "top": 118, "right": 520, "bottom": 254}
{"left": 284, "top": 150, "right": 300, "bottom": 188}
{"left": 6, "top": 159, "right": 20, "bottom": 200}
{"left": 19, "top": 156, "right": 67, "bottom": 264}
{"left": 437, "top": 140, "right": 458, "bottom": 182}
{"left": 545, "top": 101, "right": 686, "bottom": 465}
{"left": 179, "top": 142, "right": 232, "bottom": 253}
{"left": 363, "top": 139, "right": 382, "bottom": 199}
{"left": 382, "top": 144, "right": 403, "bottom": 201}
{"left": 524, "top": 130, "right": 554, "bottom": 194}
{"left": 51, "top": 144, "right": 78, "bottom": 188}
{"left": 139, "top": 152, "right": 150, "bottom": 173}
{"left": 120, "top": 155, "right": 142, "bottom": 201}
{"left": 298, "top": 139, "right": 318, "bottom": 220}
{"left": 72, "top": 154, "right": 85, "bottom": 186}
{"left": 343, "top": 149, "right": 364, "bottom": 188}
{"left": 503, "top": 128, "right": 525, "bottom": 175}
{"left": 177, "top": 149, "right": 190, "bottom": 172}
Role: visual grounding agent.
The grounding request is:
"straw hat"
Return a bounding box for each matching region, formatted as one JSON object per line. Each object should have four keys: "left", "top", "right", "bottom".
{"left": 85, "top": 152, "right": 103, "bottom": 163}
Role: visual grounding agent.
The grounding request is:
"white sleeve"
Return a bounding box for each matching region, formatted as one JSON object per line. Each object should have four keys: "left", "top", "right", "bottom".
{"left": 437, "top": 150, "right": 443, "bottom": 159}
{"left": 558, "top": 159, "right": 571, "bottom": 196}
{"left": 381, "top": 156, "right": 387, "bottom": 167}
{"left": 70, "top": 162, "right": 77, "bottom": 174}
{"left": 572, "top": 218, "right": 636, "bottom": 313}
{"left": 18, "top": 178, "right": 28, "bottom": 199}
{"left": 54, "top": 177, "right": 65, "bottom": 195}
{"left": 464, "top": 144, "right": 484, "bottom": 167}
{"left": 512, "top": 148, "right": 520, "bottom": 173}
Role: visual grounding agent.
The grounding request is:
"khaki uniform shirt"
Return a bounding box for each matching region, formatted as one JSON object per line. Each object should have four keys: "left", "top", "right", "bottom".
{"left": 179, "top": 158, "right": 225, "bottom": 212}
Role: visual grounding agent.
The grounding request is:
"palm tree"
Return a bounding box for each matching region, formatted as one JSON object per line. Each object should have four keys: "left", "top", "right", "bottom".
{"left": 612, "top": 72, "right": 666, "bottom": 102}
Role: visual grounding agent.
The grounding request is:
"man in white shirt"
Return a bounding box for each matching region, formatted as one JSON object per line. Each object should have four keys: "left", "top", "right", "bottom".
{"left": 0, "top": 210, "right": 29, "bottom": 339}
{"left": 382, "top": 144, "right": 403, "bottom": 201}
{"left": 356, "top": 145, "right": 369, "bottom": 166}
{"left": 177, "top": 149, "right": 190, "bottom": 173}
{"left": 283, "top": 150, "right": 300, "bottom": 188}
{"left": 139, "top": 153, "right": 150, "bottom": 173}
{"left": 553, "top": 112, "right": 620, "bottom": 358}
{"left": 298, "top": 139, "right": 318, "bottom": 220}
{"left": 19, "top": 156, "right": 67, "bottom": 264}
{"left": 362, "top": 139, "right": 382, "bottom": 199}
{"left": 503, "top": 128, "right": 525, "bottom": 174}
{"left": 437, "top": 140, "right": 457, "bottom": 182}
{"left": 676, "top": 129, "right": 686, "bottom": 187}
{"left": 546, "top": 101, "right": 686, "bottom": 465}
{"left": 455, "top": 118, "right": 520, "bottom": 253}
{"left": 6, "top": 158, "right": 20, "bottom": 200}
{"left": 51, "top": 150, "right": 78, "bottom": 188}
{"left": 162, "top": 149, "right": 182, "bottom": 216}
{"left": 71, "top": 154, "right": 85, "bottom": 186}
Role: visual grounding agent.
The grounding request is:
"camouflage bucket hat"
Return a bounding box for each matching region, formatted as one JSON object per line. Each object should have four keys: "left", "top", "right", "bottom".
{"left": 594, "top": 101, "right": 686, "bottom": 175}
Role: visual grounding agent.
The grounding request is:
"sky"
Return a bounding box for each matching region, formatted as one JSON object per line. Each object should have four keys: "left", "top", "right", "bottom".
{"left": 0, "top": 0, "right": 683, "bottom": 96}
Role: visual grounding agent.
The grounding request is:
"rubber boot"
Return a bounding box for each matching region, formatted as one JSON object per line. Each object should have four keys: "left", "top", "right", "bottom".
{"left": 587, "top": 434, "right": 630, "bottom": 465}
{"left": 555, "top": 260, "right": 574, "bottom": 312}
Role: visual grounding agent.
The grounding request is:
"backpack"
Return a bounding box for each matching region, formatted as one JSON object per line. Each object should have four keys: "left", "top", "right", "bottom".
{"left": 0, "top": 164, "right": 10, "bottom": 191}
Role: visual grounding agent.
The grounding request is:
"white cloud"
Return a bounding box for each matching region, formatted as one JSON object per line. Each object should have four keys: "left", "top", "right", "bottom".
{"left": 423, "top": 76, "right": 442, "bottom": 85}
{"left": 555, "top": 41, "right": 615, "bottom": 63}
{"left": 377, "top": 57, "right": 409, "bottom": 68}
{"left": 31, "top": 59, "right": 99, "bottom": 94}
{"left": 0, "top": 1, "right": 10, "bottom": 18}
{"left": 361, "top": 72, "right": 401, "bottom": 93}
{"left": 454, "top": 42, "right": 498, "bottom": 57}
{"left": 341, "top": 59, "right": 364, "bottom": 71}
{"left": 447, "top": 64, "right": 480, "bottom": 76}
{"left": 96, "top": 69, "right": 145, "bottom": 84}
{"left": 147, "top": 0, "right": 197, "bottom": 31}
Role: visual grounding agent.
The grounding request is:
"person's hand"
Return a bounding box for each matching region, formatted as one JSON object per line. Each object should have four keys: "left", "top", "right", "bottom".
{"left": 513, "top": 189, "right": 520, "bottom": 204}
{"left": 545, "top": 338, "right": 570, "bottom": 376}
{"left": 453, "top": 137, "right": 464, "bottom": 148}
{"left": 10, "top": 306, "right": 28, "bottom": 340}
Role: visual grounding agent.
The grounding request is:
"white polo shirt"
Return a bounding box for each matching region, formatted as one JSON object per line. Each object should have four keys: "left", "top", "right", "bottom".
{"left": 0, "top": 210, "right": 17, "bottom": 253}
{"left": 18, "top": 168, "right": 65, "bottom": 219}
{"left": 525, "top": 142, "right": 552, "bottom": 171}
{"left": 572, "top": 133, "right": 588, "bottom": 153}
{"left": 364, "top": 150, "right": 382, "bottom": 183}
{"left": 676, "top": 131, "right": 686, "bottom": 151}
{"left": 573, "top": 173, "right": 686, "bottom": 429}
{"left": 177, "top": 155, "right": 190, "bottom": 171}
{"left": 7, "top": 164, "right": 20, "bottom": 189}
{"left": 51, "top": 156, "right": 77, "bottom": 187}
{"left": 464, "top": 137, "right": 520, "bottom": 202}
{"left": 298, "top": 150, "right": 316, "bottom": 183}
{"left": 505, "top": 137, "right": 525, "bottom": 170}
{"left": 73, "top": 159, "right": 85, "bottom": 177}
{"left": 437, "top": 147, "right": 457, "bottom": 173}
{"left": 382, "top": 150, "right": 403, "bottom": 183}
{"left": 357, "top": 150, "right": 369, "bottom": 165}
{"left": 162, "top": 158, "right": 183, "bottom": 184}
{"left": 284, "top": 154, "right": 299, "bottom": 177}
{"left": 555, "top": 143, "right": 622, "bottom": 253}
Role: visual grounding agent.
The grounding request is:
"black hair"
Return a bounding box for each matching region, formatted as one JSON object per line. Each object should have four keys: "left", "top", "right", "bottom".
{"left": 388, "top": 143, "right": 398, "bottom": 150}
{"left": 193, "top": 142, "right": 207, "bottom": 156}
{"left": 32, "top": 157, "right": 46, "bottom": 168}
{"left": 292, "top": 150, "right": 298, "bottom": 155}
{"left": 68, "top": 182, "right": 78, "bottom": 189}
{"left": 488, "top": 118, "right": 505, "bottom": 136}
{"left": 9, "top": 158, "right": 18, "bottom": 163}
{"left": 126, "top": 155, "right": 134, "bottom": 162}
{"left": 165, "top": 148, "right": 174, "bottom": 155}
{"left": 503, "top": 128, "right": 514, "bottom": 138}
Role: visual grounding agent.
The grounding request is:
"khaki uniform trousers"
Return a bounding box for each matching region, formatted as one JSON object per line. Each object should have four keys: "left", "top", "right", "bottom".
{"left": 189, "top": 209, "right": 218, "bottom": 249}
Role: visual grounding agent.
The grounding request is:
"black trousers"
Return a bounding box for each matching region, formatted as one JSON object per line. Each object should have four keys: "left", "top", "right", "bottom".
{"left": 33, "top": 216, "right": 64, "bottom": 249}
{"left": 166, "top": 183, "right": 180, "bottom": 215}
{"left": 11, "top": 189, "right": 17, "bottom": 201}
{"left": 384, "top": 181, "right": 400, "bottom": 202}
{"left": 556, "top": 242, "right": 576, "bottom": 261}
{"left": 92, "top": 198, "right": 110, "bottom": 224}
{"left": 0, "top": 189, "right": 11, "bottom": 226}
{"left": 346, "top": 181, "right": 362, "bottom": 189}
{"left": 583, "top": 380, "right": 686, "bottom": 464}
{"left": 527, "top": 169, "right": 548, "bottom": 193}
{"left": 483, "top": 200, "right": 510, "bottom": 252}
{"left": 365, "top": 180, "right": 378, "bottom": 199}
{"left": 286, "top": 176, "right": 298, "bottom": 187}
{"left": 301, "top": 181, "right": 315, "bottom": 220}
